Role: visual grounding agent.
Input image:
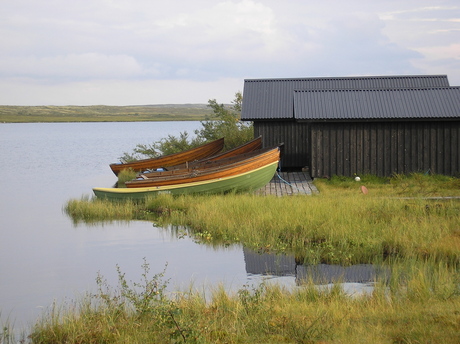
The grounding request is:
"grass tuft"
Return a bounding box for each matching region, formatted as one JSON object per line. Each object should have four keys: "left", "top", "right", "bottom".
{"left": 28, "top": 259, "right": 460, "bottom": 343}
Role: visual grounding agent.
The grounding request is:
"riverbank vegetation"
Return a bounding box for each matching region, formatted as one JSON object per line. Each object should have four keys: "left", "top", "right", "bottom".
{"left": 0, "top": 104, "right": 211, "bottom": 122}
{"left": 65, "top": 174, "right": 460, "bottom": 266}
{"left": 27, "top": 257, "right": 460, "bottom": 343}
{"left": 118, "top": 92, "right": 252, "bottom": 163}
{"left": 30, "top": 175, "right": 460, "bottom": 342}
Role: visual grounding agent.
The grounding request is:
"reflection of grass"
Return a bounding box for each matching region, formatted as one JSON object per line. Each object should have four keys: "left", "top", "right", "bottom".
{"left": 28, "top": 258, "right": 460, "bottom": 343}
{"left": 38, "top": 174, "right": 460, "bottom": 342}
{"left": 64, "top": 173, "right": 460, "bottom": 265}
{"left": 0, "top": 105, "right": 211, "bottom": 122}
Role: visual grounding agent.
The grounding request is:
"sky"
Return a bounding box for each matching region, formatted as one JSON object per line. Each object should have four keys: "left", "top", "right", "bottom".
{"left": 1, "top": 0, "right": 459, "bottom": 105}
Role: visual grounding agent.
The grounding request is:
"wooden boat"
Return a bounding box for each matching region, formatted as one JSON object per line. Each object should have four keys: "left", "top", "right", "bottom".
{"left": 138, "top": 138, "right": 267, "bottom": 179}
{"left": 109, "top": 137, "right": 224, "bottom": 175}
{"left": 93, "top": 150, "right": 280, "bottom": 200}
{"left": 199, "top": 136, "right": 262, "bottom": 162}
{"left": 139, "top": 136, "right": 263, "bottom": 175}
{"left": 125, "top": 146, "right": 280, "bottom": 188}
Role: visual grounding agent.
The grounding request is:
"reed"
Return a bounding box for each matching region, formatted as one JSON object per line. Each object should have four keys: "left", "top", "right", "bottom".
{"left": 40, "top": 174, "right": 460, "bottom": 342}
{"left": 29, "top": 259, "right": 460, "bottom": 343}
{"left": 116, "top": 168, "right": 138, "bottom": 187}
{"left": 63, "top": 195, "right": 142, "bottom": 225}
{"left": 64, "top": 174, "right": 460, "bottom": 264}
{"left": 160, "top": 193, "right": 460, "bottom": 265}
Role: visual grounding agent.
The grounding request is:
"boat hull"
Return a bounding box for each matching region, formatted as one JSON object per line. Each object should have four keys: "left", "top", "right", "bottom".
{"left": 109, "top": 137, "right": 224, "bottom": 175}
{"left": 201, "top": 136, "right": 262, "bottom": 162}
{"left": 125, "top": 147, "right": 280, "bottom": 188}
{"left": 93, "top": 160, "right": 279, "bottom": 200}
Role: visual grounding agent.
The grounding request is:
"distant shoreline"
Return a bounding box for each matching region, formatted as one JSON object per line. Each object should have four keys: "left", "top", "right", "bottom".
{"left": 0, "top": 104, "right": 212, "bottom": 123}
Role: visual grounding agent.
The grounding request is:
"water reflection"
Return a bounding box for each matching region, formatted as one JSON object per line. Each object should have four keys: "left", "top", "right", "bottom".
{"left": 243, "top": 247, "right": 390, "bottom": 293}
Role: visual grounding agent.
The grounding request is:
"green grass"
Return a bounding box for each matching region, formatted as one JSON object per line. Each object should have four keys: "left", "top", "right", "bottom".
{"left": 0, "top": 105, "right": 211, "bottom": 122}
{"left": 63, "top": 173, "right": 460, "bottom": 264}
{"left": 26, "top": 259, "right": 460, "bottom": 344}
{"left": 63, "top": 195, "right": 146, "bottom": 225}
{"left": 24, "top": 173, "right": 460, "bottom": 343}
{"left": 116, "top": 168, "right": 138, "bottom": 187}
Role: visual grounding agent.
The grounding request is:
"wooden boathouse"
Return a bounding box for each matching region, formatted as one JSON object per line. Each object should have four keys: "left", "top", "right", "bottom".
{"left": 241, "top": 75, "right": 460, "bottom": 178}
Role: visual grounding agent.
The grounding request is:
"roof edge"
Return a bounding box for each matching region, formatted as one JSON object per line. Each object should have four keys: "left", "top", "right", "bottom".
{"left": 244, "top": 74, "right": 449, "bottom": 82}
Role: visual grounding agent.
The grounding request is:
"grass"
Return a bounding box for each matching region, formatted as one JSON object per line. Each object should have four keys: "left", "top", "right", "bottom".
{"left": 116, "top": 168, "right": 138, "bottom": 187}
{"left": 26, "top": 259, "right": 460, "bottom": 343}
{"left": 63, "top": 195, "right": 145, "bottom": 225}
{"left": 21, "top": 173, "right": 460, "bottom": 343}
{"left": 0, "top": 105, "right": 211, "bottom": 122}
{"left": 63, "top": 173, "right": 460, "bottom": 264}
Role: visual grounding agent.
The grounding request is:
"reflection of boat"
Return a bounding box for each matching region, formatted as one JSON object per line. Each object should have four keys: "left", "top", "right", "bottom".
{"left": 125, "top": 146, "right": 280, "bottom": 188}
{"left": 93, "top": 150, "right": 280, "bottom": 200}
{"left": 109, "top": 137, "right": 224, "bottom": 175}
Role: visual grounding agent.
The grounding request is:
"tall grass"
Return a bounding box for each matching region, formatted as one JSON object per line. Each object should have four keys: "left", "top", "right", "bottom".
{"left": 150, "top": 192, "right": 460, "bottom": 265}
{"left": 29, "top": 259, "right": 460, "bottom": 343}
{"left": 35, "top": 175, "right": 460, "bottom": 342}
{"left": 116, "top": 168, "right": 138, "bottom": 186}
{"left": 64, "top": 173, "right": 460, "bottom": 265}
{"left": 63, "top": 195, "right": 142, "bottom": 225}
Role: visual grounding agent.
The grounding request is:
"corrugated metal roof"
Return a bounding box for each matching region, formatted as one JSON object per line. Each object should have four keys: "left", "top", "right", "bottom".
{"left": 241, "top": 75, "right": 450, "bottom": 120}
{"left": 293, "top": 87, "right": 460, "bottom": 120}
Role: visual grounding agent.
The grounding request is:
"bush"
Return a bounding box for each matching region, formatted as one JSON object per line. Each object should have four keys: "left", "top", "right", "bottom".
{"left": 120, "top": 92, "right": 253, "bottom": 162}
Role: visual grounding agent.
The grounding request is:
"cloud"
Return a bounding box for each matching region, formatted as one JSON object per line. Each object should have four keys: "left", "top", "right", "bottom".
{"left": 0, "top": 77, "right": 243, "bottom": 105}
{"left": 0, "top": 0, "right": 459, "bottom": 105}
{"left": 0, "top": 53, "right": 143, "bottom": 80}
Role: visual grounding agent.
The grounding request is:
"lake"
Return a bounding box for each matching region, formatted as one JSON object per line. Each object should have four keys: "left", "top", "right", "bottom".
{"left": 0, "top": 122, "right": 298, "bottom": 332}
{"left": 0, "top": 122, "right": 379, "bottom": 334}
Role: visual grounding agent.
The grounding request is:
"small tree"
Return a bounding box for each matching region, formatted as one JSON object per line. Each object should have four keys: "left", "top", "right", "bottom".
{"left": 195, "top": 91, "right": 253, "bottom": 151}
{"left": 120, "top": 92, "right": 253, "bottom": 162}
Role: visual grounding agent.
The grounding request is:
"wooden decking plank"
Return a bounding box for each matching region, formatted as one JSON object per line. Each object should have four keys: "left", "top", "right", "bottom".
{"left": 255, "top": 171, "right": 318, "bottom": 196}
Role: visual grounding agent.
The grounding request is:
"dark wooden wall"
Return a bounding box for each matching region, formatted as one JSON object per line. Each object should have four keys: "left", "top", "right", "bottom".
{"left": 254, "top": 120, "right": 460, "bottom": 177}
{"left": 254, "top": 120, "right": 310, "bottom": 170}
{"left": 310, "top": 121, "right": 460, "bottom": 177}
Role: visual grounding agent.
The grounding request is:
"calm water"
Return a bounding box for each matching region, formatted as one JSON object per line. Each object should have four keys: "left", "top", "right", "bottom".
{"left": 0, "top": 122, "right": 290, "bottom": 331}
{"left": 0, "top": 122, "right": 376, "bottom": 333}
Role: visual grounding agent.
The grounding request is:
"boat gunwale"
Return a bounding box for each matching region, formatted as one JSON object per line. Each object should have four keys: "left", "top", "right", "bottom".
{"left": 109, "top": 137, "right": 225, "bottom": 175}
{"left": 94, "top": 160, "right": 280, "bottom": 194}
{"left": 125, "top": 147, "right": 280, "bottom": 187}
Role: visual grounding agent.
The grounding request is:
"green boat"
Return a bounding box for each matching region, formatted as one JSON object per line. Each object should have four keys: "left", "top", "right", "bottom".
{"left": 93, "top": 160, "right": 279, "bottom": 200}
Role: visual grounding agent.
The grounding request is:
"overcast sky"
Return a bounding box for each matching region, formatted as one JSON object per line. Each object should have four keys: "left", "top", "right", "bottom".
{"left": 1, "top": 0, "right": 459, "bottom": 105}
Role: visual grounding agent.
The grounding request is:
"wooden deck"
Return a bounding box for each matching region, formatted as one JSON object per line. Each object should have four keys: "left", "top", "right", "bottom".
{"left": 256, "top": 171, "right": 319, "bottom": 196}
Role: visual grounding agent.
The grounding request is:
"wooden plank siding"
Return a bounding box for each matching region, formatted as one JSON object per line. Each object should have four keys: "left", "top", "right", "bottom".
{"left": 310, "top": 121, "right": 460, "bottom": 177}
{"left": 254, "top": 121, "right": 310, "bottom": 170}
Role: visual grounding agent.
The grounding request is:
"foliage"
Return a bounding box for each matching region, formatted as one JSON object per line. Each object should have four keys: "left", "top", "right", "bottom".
{"left": 120, "top": 92, "right": 253, "bottom": 162}
{"left": 95, "top": 259, "right": 171, "bottom": 315}
{"left": 29, "top": 259, "right": 460, "bottom": 343}
{"left": 116, "top": 168, "right": 138, "bottom": 186}
{"left": 194, "top": 91, "right": 253, "bottom": 151}
{"left": 65, "top": 174, "right": 460, "bottom": 265}
{"left": 34, "top": 173, "right": 460, "bottom": 342}
{"left": 63, "top": 196, "right": 143, "bottom": 225}
{"left": 119, "top": 132, "right": 205, "bottom": 162}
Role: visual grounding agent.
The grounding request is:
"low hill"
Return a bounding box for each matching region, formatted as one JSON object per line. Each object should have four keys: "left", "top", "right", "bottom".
{"left": 0, "top": 104, "right": 213, "bottom": 122}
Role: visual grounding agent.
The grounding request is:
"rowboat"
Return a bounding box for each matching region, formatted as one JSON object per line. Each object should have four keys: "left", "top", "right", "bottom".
{"left": 139, "top": 136, "right": 263, "bottom": 176}
{"left": 125, "top": 146, "right": 280, "bottom": 188}
{"left": 109, "top": 137, "right": 224, "bottom": 175}
{"left": 199, "top": 136, "right": 262, "bottom": 162}
{"left": 93, "top": 151, "right": 280, "bottom": 200}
